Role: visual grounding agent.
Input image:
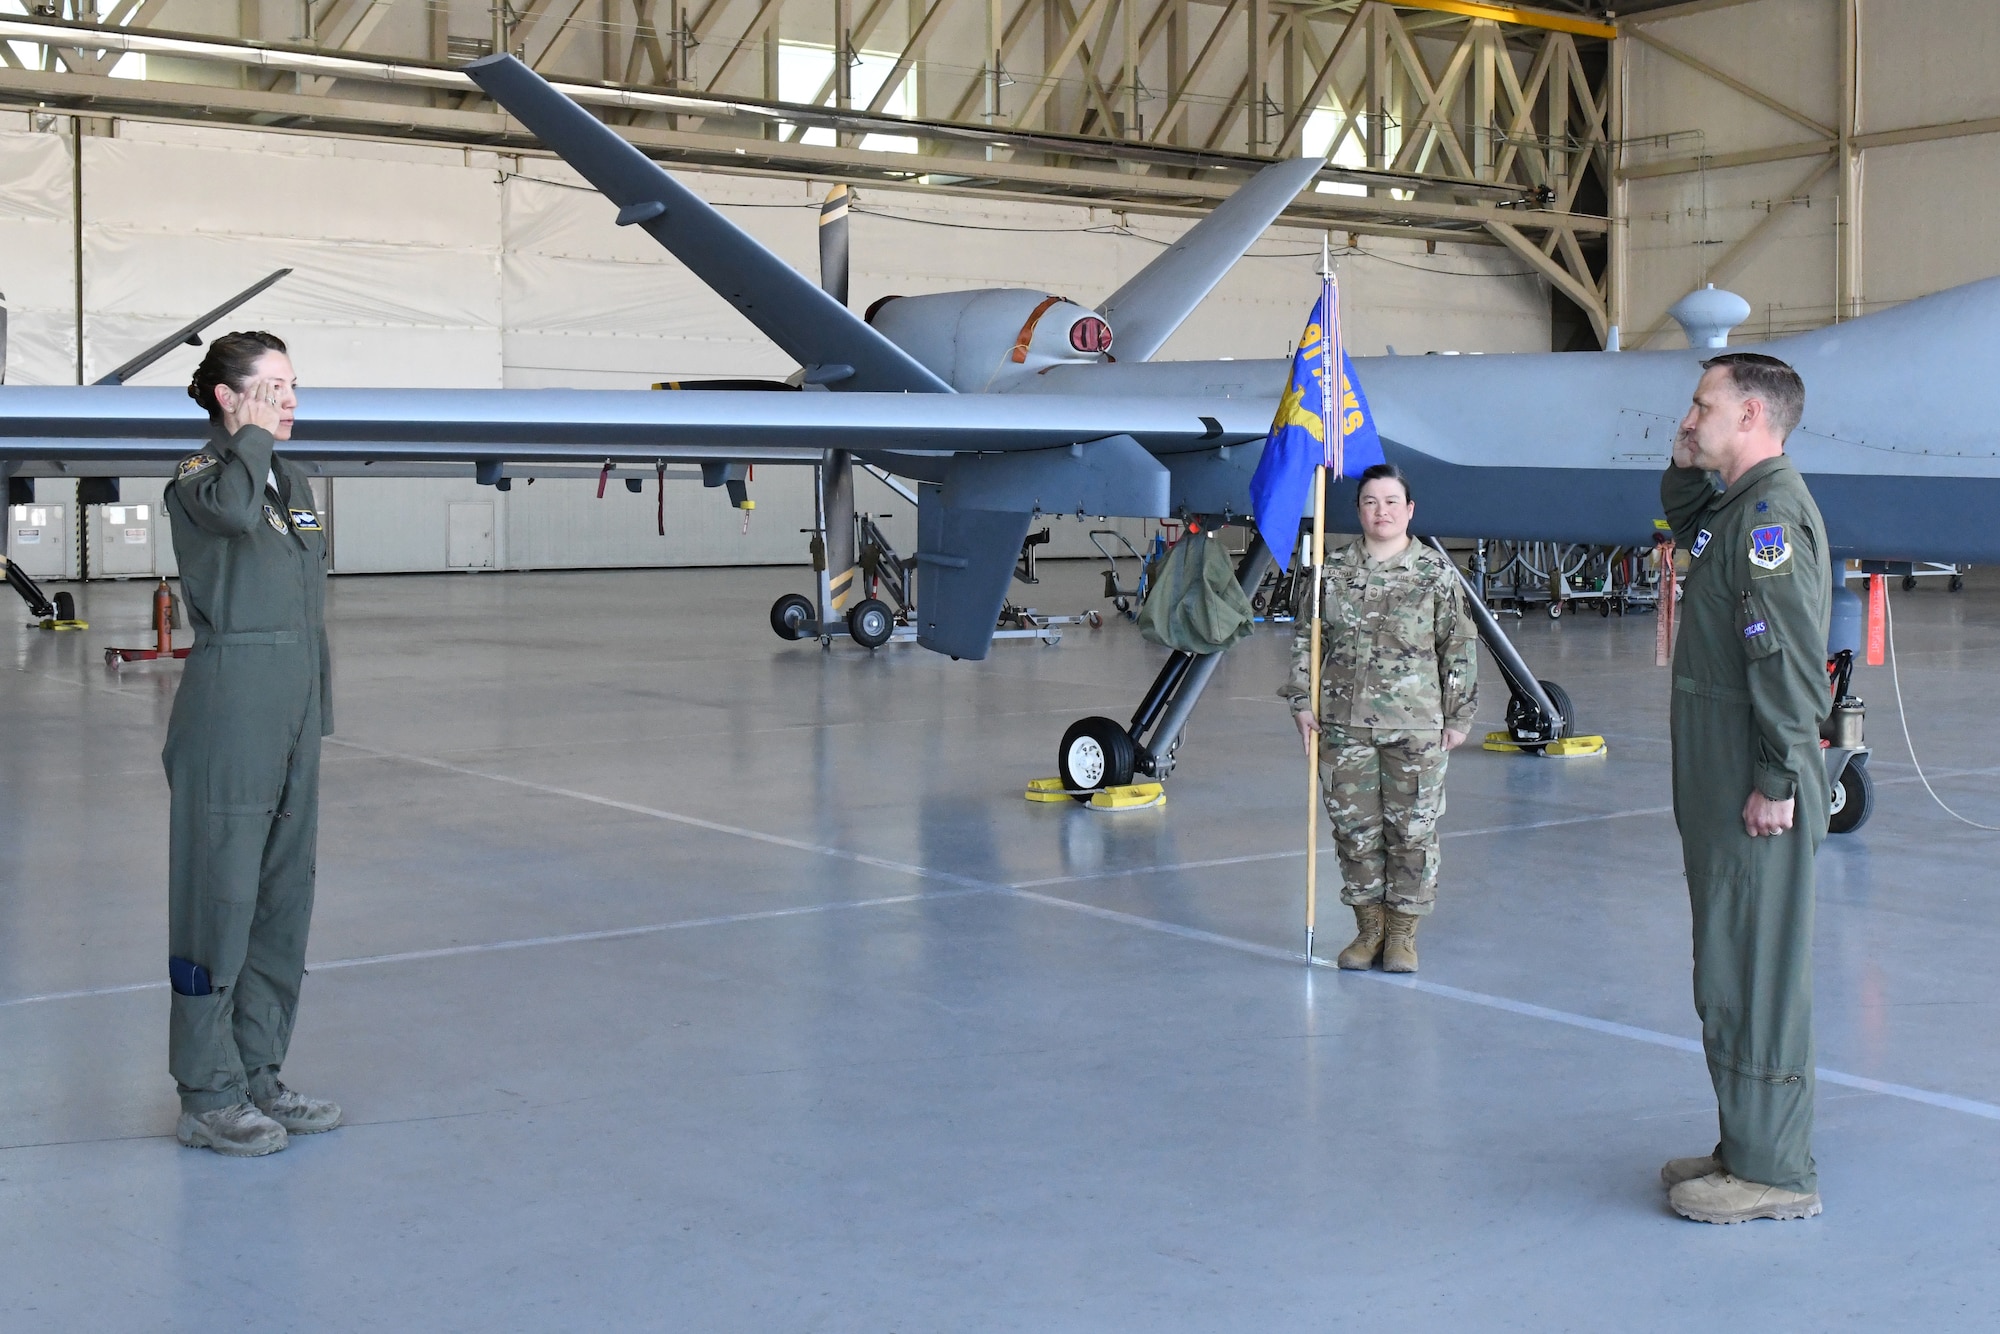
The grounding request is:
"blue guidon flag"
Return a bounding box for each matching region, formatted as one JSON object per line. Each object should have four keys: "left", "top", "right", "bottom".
{"left": 1247, "top": 275, "right": 1385, "bottom": 572}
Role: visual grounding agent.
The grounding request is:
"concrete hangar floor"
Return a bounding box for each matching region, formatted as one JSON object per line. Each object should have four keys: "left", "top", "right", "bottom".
{"left": 1, "top": 560, "right": 1996, "bottom": 1330}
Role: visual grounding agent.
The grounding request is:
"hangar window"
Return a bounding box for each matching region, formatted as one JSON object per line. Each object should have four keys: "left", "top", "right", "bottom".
{"left": 777, "top": 41, "right": 918, "bottom": 154}
{"left": 1302, "top": 106, "right": 1410, "bottom": 201}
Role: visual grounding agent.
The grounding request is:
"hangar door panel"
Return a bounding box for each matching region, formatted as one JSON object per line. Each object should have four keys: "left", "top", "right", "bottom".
{"left": 447, "top": 502, "right": 495, "bottom": 569}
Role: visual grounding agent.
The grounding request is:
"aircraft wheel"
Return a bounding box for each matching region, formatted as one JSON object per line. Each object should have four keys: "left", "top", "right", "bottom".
{"left": 1058, "top": 716, "right": 1136, "bottom": 802}
{"left": 1828, "top": 759, "right": 1873, "bottom": 835}
{"left": 846, "top": 598, "right": 893, "bottom": 649}
{"left": 1902, "top": 574, "right": 1918, "bottom": 591}
{"left": 770, "top": 593, "right": 817, "bottom": 641}
{"left": 1506, "top": 678, "right": 1574, "bottom": 750}
{"left": 1951, "top": 574, "right": 1965, "bottom": 592}
{"left": 54, "top": 591, "right": 76, "bottom": 621}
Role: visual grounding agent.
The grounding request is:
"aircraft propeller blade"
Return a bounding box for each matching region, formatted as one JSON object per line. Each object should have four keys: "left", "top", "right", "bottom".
{"left": 466, "top": 55, "right": 949, "bottom": 395}
{"left": 819, "top": 185, "right": 851, "bottom": 308}
{"left": 94, "top": 268, "right": 293, "bottom": 386}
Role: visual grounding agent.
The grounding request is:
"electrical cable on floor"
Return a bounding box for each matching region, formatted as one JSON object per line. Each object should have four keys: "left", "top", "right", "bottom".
{"left": 1883, "top": 587, "right": 2000, "bottom": 831}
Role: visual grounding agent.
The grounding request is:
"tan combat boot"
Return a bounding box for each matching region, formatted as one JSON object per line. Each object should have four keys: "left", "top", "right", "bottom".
{"left": 1669, "top": 1171, "right": 1822, "bottom": 1224}
{"left": 1335, "top": 903, "right": 1386, "bottom": 970}
{"left": 1381, "top": 909, "right": 1421, "bottom": 973}
{"left": 1660, "top": 1152, "right": 1724, "bottom": 1188}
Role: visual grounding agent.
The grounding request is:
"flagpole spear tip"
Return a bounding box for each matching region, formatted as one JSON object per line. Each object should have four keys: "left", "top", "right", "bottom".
{"left": 1319, "top": 233, "right": 1332, "bottom": 280}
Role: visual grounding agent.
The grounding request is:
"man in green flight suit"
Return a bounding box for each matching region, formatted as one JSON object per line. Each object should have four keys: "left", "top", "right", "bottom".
{"left": 164, "top": 331, "right": 342, "bottom": 1157}
{"left": 1658, "top": 352, "right": 1831, "bottom": 1224}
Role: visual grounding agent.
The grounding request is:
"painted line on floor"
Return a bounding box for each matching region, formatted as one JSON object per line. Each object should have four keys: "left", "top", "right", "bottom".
{"left": 309, "top": 888, "right": 991, "bottom": 974}
{"left": 1009, "top": 885, "right": 2000, "bottom": 1124}
{"left": 1008, "top": 804, "right": 1676, "bottom": 890}
{"left": 0, "top": 890, "right": 992, "bottom": 1010}
{"left": 326, "top": 738, "right": 991, "bottom": 891}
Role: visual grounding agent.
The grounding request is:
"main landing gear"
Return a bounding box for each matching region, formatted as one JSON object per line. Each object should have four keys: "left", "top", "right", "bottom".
{"left": 1823, "top": 648, "right": 1872, "bottom": 835}
{"left": 1051, "top": 533, "right": 1272, "bottom": 801}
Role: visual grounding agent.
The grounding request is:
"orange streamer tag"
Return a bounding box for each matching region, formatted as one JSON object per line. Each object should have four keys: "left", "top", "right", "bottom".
{"left": 1866, "top": 573, "right": 1886, "bottom": 666}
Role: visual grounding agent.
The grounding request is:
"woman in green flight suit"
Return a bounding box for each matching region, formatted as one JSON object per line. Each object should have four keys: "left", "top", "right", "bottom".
{"left": 164, "top": 331, "right": 341, "bottom": 1157}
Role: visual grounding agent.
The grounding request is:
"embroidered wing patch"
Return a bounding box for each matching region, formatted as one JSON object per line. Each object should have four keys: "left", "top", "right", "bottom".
{"left": 176, "top": 453, "right": 219, "bottom": 480}
{"left": 289, "top": 508, "right": 322, "bottom": 531}
{"left": 1748, "top": 524, "right": 1791, "bottom": 572}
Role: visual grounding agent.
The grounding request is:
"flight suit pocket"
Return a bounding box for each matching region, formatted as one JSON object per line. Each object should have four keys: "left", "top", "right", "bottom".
{"left": 1739, "top": 591, "right": 1781, "bottom": 661}
{"left": 205, "top": 803, "right": 278, "bottom": 904}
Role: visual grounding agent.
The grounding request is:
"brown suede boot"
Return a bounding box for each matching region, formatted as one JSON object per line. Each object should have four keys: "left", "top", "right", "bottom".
{"left": 1335, "top": 903, "right": 1386, "bottom": 970}
{"left": 1381, "top": 909, "right": 1420, "bottom": 972}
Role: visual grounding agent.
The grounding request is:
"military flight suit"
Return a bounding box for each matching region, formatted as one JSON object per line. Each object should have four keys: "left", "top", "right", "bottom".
{"left": 1663, "top": 455, "right": 1830, "bottom": 1195}
{"left": 163, "top": 424, "right": 332, "bottom": 1114}
{"left": 1279, "top": 539, "right": 1478, "bottom": 915}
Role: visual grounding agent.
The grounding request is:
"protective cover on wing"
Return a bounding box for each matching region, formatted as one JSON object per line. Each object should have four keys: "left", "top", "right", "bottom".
{"left": 466, "top": 55, "right": 950, "bottom": 396}
{"left": 1096, "top": 155, "right": 1324, "bottom": 364}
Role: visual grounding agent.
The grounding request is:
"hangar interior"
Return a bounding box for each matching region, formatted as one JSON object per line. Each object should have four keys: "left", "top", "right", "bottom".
{"left": 3, "top": 0, "right": 1998, "bottom": 1327}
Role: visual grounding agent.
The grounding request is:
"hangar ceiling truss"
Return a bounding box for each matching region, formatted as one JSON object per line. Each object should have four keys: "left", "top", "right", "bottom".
{"left": 0, "top": 0, "right": 1622, "bottom": 335}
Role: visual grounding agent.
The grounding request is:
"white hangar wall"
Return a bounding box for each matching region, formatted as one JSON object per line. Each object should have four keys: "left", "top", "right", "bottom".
{"left": 1, "top": 110, "right": 1549, "bottom": 576}
{"left": 1622, "top": 0, "right": 2000, "bottom": 346}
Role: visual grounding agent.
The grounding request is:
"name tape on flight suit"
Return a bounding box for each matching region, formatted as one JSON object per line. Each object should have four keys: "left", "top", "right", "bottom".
{"left": 1744, "top": 619, "right": 1770, "bottom": 639}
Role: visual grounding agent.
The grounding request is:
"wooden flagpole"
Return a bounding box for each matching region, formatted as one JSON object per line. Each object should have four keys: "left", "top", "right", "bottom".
{"left": 1305, "top": 244, "right": 1341, "bottom": 964}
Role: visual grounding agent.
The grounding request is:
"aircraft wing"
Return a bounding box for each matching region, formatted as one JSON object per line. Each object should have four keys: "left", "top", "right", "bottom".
{"left": 1097, "top": 156, "right": 1325, "bottom": 363}
{"left": 0, "top": 386, "right": 1267, "bottom": 463}
{"left": 465, "top": 56, "right": 950, "bottom": 396}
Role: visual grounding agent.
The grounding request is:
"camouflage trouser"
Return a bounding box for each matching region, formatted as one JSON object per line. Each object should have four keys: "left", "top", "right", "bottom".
{"left": 1320, "top": 725, "right": 1450, "bottom": 915}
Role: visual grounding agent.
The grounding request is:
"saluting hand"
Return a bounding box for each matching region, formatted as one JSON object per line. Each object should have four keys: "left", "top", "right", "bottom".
{"left": 217, "top": 377, "right": 285, "bottom": 437}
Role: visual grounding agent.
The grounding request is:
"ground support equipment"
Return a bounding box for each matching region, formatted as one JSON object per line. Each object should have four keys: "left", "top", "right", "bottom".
{"left": 1023, "top": 776, "right": 1166, "bottom": 811}
{"left": 1090, "top": 528, "right": 1162, "bottom": 620}
{"left": 106, "top": 579, "right": 190, "bottom": 666}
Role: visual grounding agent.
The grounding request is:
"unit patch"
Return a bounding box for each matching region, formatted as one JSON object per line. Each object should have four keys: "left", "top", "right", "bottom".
{"left": 289, "top": 508, "right": 322, "bottom": 531}
{"left": 1748, "top": 524, "right": 1791, "bottom": 572}
{"left": 263, "top": 503, "right": 289, "bottom": 534}
{"left": 1690, "top": 529, "right": 1712, "bottom": 558}
{"left": 1744, "top": 619, "right": 1770, "bottom": 639}
{"left": 177, "top": 453, "right": 219, "bottom": 480}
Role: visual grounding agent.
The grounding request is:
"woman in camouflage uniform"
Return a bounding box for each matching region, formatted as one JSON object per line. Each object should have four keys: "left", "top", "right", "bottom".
{"left": 1280, "top": 464, "right": 1477, "bottom": 972}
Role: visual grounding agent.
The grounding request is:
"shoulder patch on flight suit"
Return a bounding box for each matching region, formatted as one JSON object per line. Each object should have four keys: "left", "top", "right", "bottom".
{"left": 1691, "top": 529, "right": 1712, "bottom": 558}
{"left": 289, "top": 508, "right": 322, "bottom": 531}
{"left": 263, "top": 503, "right": 289, "bottom": 534}
{"left": 177, "top": 453, "right": 219, "bottom": 479}
{"left": 1747, "top": 523, "right": 1791, "bottom": 575}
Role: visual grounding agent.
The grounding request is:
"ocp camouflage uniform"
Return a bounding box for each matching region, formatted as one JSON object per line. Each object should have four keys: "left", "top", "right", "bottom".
{"left": 1279, "top": 539, "right": 1477, "bottom": 914}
